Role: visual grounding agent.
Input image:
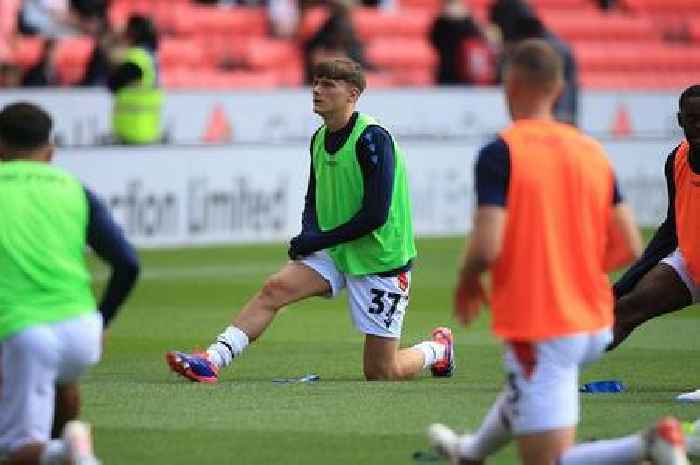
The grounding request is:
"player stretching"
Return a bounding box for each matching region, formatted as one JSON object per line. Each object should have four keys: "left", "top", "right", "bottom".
{"left": 0, "top": 102, "right": 140, "bottom": 465}
{"left": 609, "top": 85, "right": 700, "bottom": 402}
{"left": 427, "top": 40, "right": 687, "bottom": 465}
{"left": 167, "top": 58, "right": 453, "bottom": 382}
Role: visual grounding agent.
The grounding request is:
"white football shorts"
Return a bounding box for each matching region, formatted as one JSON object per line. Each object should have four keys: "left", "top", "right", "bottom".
{"left": 501, "top": 328, "right": 613, "bottom": 434}
{"left": 301, "top": 250, "right": 410, "bottom": 338}
{"left": 661, "top": 248, "right": 700, "bottom": 303}
{"left": 0, "top": 311, "right": 102, "bottom": 455}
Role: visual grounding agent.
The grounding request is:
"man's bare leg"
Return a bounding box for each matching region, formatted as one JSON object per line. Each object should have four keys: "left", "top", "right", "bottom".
{"left": 610, "top": 264, "right": 691, "bottom": 351}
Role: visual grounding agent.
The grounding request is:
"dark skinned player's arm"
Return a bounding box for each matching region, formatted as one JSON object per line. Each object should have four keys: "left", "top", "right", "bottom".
{"left": 613, "top": 146, "right": 679, "bottom": 298}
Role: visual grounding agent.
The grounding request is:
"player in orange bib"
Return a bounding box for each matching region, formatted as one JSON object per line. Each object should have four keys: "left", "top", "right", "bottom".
{"left": 610, "top": 85, "right": 700, "bottom": 402}
{"left": 426, "top": 39, "right": 689, "bottom": 465}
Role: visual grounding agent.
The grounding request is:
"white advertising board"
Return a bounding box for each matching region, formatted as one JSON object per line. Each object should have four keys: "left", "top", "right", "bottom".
{"left": 0, "top": 88, "right": 684, "bottom": 146}
{"left": 54, "top": 138, "right": 676, "bottom": 248}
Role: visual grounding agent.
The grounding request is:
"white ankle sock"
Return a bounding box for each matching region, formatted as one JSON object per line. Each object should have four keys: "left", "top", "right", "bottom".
{"left": 39, "top": 440, "right": 68, "bottom": 465}
{"left": 558, "top": 435, "right": 644, "bottom": 465}
{"left": 458, "top": 392, "right": 512, "bottom": 460}
{"left": 412, "top": 341, "right": 446, "bottom": 369}
{"left": 207, "top": 326, "right": 249, "bottom": 368}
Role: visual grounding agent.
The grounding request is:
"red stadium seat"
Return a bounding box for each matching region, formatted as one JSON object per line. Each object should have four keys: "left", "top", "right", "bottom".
{"left": 198, "top": 36, "right": 249, "bottom": 69}
{"left": 366, "top": 38, "right": 437, "bottom": 71}
{"left": 352, "top": 8, "right": 433, "bottom": 42}
{"left": 394, "top": 67, "right": 434, "bottom": 86}
{"left": 689, "top": 21, "right": 700, "bottom": 43}
{"left": 173, "top": 6, "right": 267, "bottom": 38}
{"left": 541, "top": 11, "right": 656, "bottom": 42}
{"left": 109, "top": 0, "right": 181, "bottom": 34}
{"left": 397, "top": 0, "right": 440, "bottom": 13}
{"left": 11, "top": 37, "right": 43, "bottom": 69}
{"left": 55, "top": 37, "right": 94, "bottom": 85}
{"left": 365, "top": 71, "right": 398, "bottom": 88}
{"left": 245, "top": 39, "right": 300, "bottom": 70}
{"left": 528, "top": 0, "right": 588, "bottom": 8}
{"left": 276, "top": 62, "right": 304, "bottom": 87}
{"left": 162, "top": 68, "right": 279, "bottom": 89}
{"left": 159, "top": 38, "right": 204, "bottom": 68}
{"left": 298, "top": 6, "right": 329, "bottom": 42}
{"left": 55, "top": 37, "right": 93, "bottom": 67}
{"left": 575, "top": 42, "right": 700, "bottom": 74}
{"left": 104, "top": 0, "right": 697, "bottom": 90}
{"left": 622, "top": 0, "right": 700, "bottom": 15}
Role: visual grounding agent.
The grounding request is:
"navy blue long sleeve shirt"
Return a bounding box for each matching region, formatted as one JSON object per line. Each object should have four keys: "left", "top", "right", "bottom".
{"left": 84, "top": 188, "right": 140, "bottom": 326}
{"left": 296, "top": 112, "right": 411, "bottom": 274}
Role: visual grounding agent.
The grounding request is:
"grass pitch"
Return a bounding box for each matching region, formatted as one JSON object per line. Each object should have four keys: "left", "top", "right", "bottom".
{"left": 85, "top": 236, "right": 700, "bottom": 465}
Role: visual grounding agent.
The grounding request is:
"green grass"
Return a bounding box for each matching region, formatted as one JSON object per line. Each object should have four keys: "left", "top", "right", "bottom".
{"left": 84, "top": 235, "right": 700, "bottom": 465}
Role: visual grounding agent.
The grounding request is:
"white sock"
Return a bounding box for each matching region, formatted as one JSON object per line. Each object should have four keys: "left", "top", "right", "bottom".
{"left": 412, "top": 341, "right": 445, "bottom": 369}
{"left": 206, "top": 326, "right": 249, "bottom": 368}
{"left": 559, "top": 435, "right": 644, "bottom": 465}
{"left": 458, "top": 392, "right": 512, "bottom": 460}
{"left": 39, "top": 440, "right": 68, "bottom": 465}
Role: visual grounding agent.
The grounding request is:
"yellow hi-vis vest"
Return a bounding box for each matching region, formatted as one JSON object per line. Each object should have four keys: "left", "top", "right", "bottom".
{"left": 113, "top": 47, "right": 163, "bottom": 144}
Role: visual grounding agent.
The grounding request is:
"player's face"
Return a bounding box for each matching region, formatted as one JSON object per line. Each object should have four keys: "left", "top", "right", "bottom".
{"left": 312, "top": 77, "right": 355, "bottom": 116}
{"left": 679, "top": 96, "right": 700, "bottom": 147}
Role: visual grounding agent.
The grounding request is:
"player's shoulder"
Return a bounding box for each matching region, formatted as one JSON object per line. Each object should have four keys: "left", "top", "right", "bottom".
{"left": 477, "top": 136, "right": 509, "bottom": 161}
{"left": 309, "top": 126, "right": 324, "bottom": 152}
{"left": 358, "top": 123, "right": 393, "bottom": 154}
{"left": 4, "top": 161, "right": 81, "bottom": 185}
{"left": 663, "top": 142, "right": 685, "bottom": 173}
{"left": 669, "top": 142, "right": 683, "bottom": 161}
{"left": 564, "top": 126, "right": 609, "bottom": 161}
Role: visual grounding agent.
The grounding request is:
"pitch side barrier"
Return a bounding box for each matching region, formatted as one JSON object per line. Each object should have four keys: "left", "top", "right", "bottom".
{"left": 55, "top": 138, "right": 673, "bottom": 248}
{"left": 0, "top": 88, "right": 684, "bottom": 147}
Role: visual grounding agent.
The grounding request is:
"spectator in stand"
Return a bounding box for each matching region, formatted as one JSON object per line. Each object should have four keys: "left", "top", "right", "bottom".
{"left": 269, "top": 0, "right": 300, "bottom": 38}
{"left": 107, "top": 14, "right": 163, "bottom": 144}
{"left": 430, "top": 0, "right": 496, "bottom": 85}
{"left": 508, "top": 16, "right": 579, "bottom": 126}
{"left": 488, "top": 0, "right": 533, "bottom": 44}
{"left": 18, "top": 0, "right": 108, "bottom": 37}
{"left": 598, "top": 0, "right": 617, "bottom": 10}
{"left": 17, "top": 0, "right": 79, "bottom": 36}
{"left": 22, "top": 38, "right": 60, "bottom": 86}
{"left": 79, "top": 17, "right": 118, "bottom": 86}
{"left": 303, "top": 0, "right": 369, "bottom": 84}
{"left": 69, "top": 0, "right": 107, "bottom": 34}
{"left": 358, "top": 0, "right": 395, "bottom": 9}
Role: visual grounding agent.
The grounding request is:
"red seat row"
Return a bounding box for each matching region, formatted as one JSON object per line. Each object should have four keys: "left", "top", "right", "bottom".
{"left": 110, "top": 1, "right": 267, "bottom": 37}
{"left": 575, "top": 42, "right": 700, "bottom": 73}
{"left": 541, "top": 11, "right": 657, "bottom": 42}
{"left": 9, "top": 36, "right": 93, "bottom": 84}
{"left": 622, "top": 0, "right": 700, "bottom": 16}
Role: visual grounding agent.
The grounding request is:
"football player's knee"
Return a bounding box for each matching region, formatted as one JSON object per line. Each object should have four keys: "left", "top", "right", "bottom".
{"left": 259, "top": 275, "right": 295, "bottom": 309}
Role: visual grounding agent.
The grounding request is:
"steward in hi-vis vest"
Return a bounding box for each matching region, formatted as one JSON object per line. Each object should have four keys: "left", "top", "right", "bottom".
{"left": 109, "top": 15, "right": 163, "bottom": 144}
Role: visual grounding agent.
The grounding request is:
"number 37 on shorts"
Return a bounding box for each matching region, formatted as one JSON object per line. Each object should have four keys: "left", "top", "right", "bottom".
{"left": 349, "top": 271, "right": 410, "bottom": 338}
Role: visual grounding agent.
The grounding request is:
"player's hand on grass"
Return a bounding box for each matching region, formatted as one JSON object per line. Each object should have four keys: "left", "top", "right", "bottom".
{"left": 454, "top": 273, "right": 487, "bottom": 327}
